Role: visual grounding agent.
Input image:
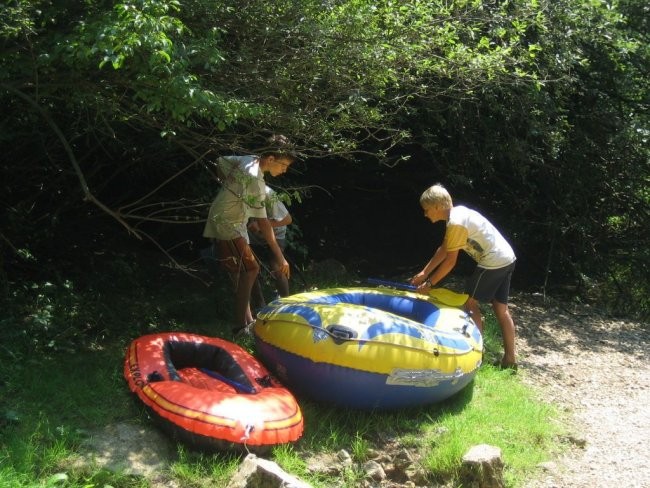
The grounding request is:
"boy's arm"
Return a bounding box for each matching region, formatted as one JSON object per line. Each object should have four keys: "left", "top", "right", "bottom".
{"left": 271, "top": 214, "right": 292, "bottom": 228}
{"left": 417, "top": 221, "right": 465, "bottom": 289}
{"left": 411, "top": 245, "right": 448, "bottom": 285}
{"left": 256, "top": 217, "right": 290, "bottom": 277}
{"left": 423, "top": 249, "right": 459, "bottom": 288}
{"left": 267, "top": 194, "right": 291, "bottom": 226}
{"left": 412, "top": 246, "right": 459, "bottom": 293}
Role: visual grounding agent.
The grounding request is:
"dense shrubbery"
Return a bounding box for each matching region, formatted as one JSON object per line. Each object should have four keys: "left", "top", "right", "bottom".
{"left": 1, "top": 0, "right": 648, "bottom": 321}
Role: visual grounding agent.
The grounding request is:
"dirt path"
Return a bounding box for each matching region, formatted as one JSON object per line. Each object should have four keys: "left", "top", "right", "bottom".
{"left": 512, "top": 294, "right": 650, "bottom": 488}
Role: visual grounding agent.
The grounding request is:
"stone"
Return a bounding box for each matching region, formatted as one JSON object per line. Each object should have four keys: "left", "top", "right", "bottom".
{"left": 337, "top": 448, "right": 354, "bottom": 466}
{"left": 226, "top": 454, "right": 312, "bottom": 488}
{"left": 362, "top": 460, "right": 387, "bottom": 481}
{"left": 460, "top": 444, "right": 505, "bottom": 488}
{"left": 393, "top": 448, "right": 414, "bottom": 469}
{"left": 403, "top": 463, "right": 429, "bottom": 485}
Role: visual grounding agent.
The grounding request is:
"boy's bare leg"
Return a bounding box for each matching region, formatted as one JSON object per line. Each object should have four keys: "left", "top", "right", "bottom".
{"left": 465, "top": 297, "right": 483, "bottom": 333}
{"left": 492, "top": 300, "right": 516, "bottom": 365}
{"left": 233, "top": 266, "right": 258, "bottom": 328}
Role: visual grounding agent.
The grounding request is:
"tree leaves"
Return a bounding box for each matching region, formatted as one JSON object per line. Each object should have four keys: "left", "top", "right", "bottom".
{"left": 0, "top": 0, "right": 647, "bottom": 314}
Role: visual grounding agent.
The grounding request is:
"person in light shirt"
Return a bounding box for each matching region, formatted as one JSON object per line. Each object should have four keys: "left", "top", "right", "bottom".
{"left": 203, "top": 135, "right": 295, "bottom": 335}
{"left": 411, "top": 184, "right": 517, "bottom": 370}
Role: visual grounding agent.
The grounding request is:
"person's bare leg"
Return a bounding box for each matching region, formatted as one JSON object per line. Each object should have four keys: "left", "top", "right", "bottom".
{"left": 233, "top": 265, "right": 259, "bottom": 328}
{"left": 492, "top": 300, "right": 516, "bottom": 366}
{"left": 465, "top": 297, "right": 483, "bottom": 333}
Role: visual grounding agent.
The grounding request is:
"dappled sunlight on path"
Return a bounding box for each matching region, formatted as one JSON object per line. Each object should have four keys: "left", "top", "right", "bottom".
{"left": 512, "top": 294, "right": 650, "bottom": 488}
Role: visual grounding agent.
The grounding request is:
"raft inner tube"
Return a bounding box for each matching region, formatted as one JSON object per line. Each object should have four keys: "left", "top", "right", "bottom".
{"left": 254, "top": 287, "right": 482, "bottom": 409}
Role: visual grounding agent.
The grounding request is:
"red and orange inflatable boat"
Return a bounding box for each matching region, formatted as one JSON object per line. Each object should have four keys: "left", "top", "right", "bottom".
{"left": 124, "top": 332, "right": 303, "bottom": 450}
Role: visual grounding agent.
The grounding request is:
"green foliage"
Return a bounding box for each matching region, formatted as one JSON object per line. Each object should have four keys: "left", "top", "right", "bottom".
{"left": 0, "top": 0, "right": 647, "bottom": 316}
{"left": 0, "top": 0, "right": 572, "bottom": 160}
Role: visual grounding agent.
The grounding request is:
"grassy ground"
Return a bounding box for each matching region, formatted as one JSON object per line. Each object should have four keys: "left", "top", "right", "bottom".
{"left": 0, "top": 254, "right": 566, "bottom": 487}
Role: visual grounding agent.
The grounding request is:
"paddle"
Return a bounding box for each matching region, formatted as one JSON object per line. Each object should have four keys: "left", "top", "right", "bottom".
{"left": 366, "top": 278, "right": 417, "bottom": 291}
{"left": 366, "top": 278, "right": 469, "bottom": 308}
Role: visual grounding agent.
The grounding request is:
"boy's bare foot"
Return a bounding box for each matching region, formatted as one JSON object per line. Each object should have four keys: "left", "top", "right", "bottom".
{"left": 492, "top": 358, "right": 518, "bottom": 372}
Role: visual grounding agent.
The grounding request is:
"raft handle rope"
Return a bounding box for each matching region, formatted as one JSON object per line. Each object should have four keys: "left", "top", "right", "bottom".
{"left": 241, "top": 424, "right": 255, "bottom": 442}
{"left": 304, "top": 321, "right": 477, "bottom": 356}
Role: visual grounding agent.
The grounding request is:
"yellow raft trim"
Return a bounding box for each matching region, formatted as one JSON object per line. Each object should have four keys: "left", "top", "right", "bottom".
{"left": 141, "top": 384, "right": 303, "bottom": 432}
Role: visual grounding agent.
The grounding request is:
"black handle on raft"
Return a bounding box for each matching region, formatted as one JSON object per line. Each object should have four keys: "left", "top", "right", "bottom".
{"left": 147, "top": 371, "right": 164, "bottom": 382}
{"left": 366, "top": 278, "right": 417, "bottom": 291}
{"left": 326, "top": 325, "right": 358, "bottom": 345}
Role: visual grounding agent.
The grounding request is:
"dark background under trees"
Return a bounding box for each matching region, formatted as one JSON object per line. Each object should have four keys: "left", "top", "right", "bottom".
{"left": 1, "top": 0, "right": 648, "bottom": 348}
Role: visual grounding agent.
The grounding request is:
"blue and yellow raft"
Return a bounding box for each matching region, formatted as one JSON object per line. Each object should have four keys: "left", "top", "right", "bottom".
{"left": 253, "top": 287, "right": 483, "bottom": 409}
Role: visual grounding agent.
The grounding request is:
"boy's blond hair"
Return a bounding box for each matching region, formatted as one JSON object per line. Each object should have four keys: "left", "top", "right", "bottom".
{"left": 420, "top": 184, "right": 453, "bottom": 210}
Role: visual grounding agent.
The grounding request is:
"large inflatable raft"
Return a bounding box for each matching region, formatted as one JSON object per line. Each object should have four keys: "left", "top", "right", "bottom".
{"left": 253, "top": 287, "right": 483, "bottom": 409}
{"left": 124, "top": 332, "right": 303, "bottom": 450}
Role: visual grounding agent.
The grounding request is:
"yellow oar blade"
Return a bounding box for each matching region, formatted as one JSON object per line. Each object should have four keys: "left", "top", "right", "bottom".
{"left": 428, "top": 288, "right": 469, "bottom": 307}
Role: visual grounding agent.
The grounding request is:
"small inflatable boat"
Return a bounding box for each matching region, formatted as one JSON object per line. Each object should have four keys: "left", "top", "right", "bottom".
{"left": 254, "top": 287, "right": 482, "bottom": 409}
{"left": 124, "top": 332, "right": 303, "bottom": 450}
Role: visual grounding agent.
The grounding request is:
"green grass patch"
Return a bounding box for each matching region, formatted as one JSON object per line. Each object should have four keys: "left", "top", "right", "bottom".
{"left": 263, "top": 363, "right": 563, "bottom": 487}
{"left": 0, "top": 258, "right": 567, "bottom": 487}
{"left": 421, "top": 367, "right": 560, "bottom": 486}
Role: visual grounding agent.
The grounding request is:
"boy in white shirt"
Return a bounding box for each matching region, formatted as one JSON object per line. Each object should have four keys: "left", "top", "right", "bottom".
{"left": 203, "top": 136, "right": 295, "bottom": 335}
{"left": 411, "top": 184, "right": 517, "bottom": 369}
